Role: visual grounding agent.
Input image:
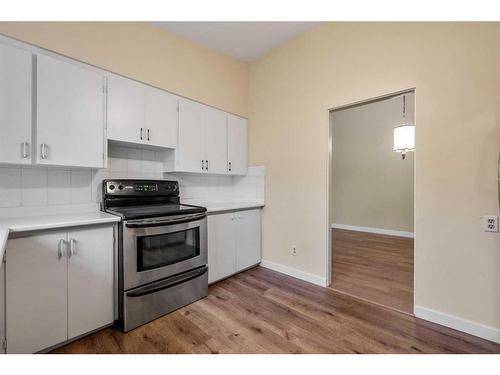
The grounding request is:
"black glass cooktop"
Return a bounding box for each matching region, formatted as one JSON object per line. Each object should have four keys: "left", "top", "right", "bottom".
{"left": 106, "top": 203, "right": 206, "bottom": 220}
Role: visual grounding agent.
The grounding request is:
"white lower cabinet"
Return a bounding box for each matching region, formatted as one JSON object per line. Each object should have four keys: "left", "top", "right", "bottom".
{"left": 5, "top": 225, "right": 114, "bottom": 353}
{"left": 235, "top": 209, "right": 262, "bottom": 271}
{"left": 67, "top": 227, "right": 114, "bottom": 339}
{"left": 208, "top": 209, "right": 261, "bottom": 284}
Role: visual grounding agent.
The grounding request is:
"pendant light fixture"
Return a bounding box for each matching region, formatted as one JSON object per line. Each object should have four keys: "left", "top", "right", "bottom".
{"left": 393, "top": 95, "right": 415, "bottom": 159}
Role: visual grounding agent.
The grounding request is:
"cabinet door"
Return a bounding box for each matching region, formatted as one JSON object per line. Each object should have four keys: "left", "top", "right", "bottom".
{"left": 204, "top": 107, "right": 227, "bottom": 174}
{"left": 107, "top": 75, "right": 145, "bottom": 144}
{"left": 227, "top": 115, "right": 248, "bottom": 175}
{"left": 67, "top": 226, "right": 114, "bottom": 339}
{"left": 6, "top": 231, "right": 68, "bottom": 353}
{"left": 208, "top": 213, "right": 237, "bottom": 283}
{"left": 176, "top": 99, "right": 205, "bottom": 172}
{"left": 145, "top": 87, "right": 178, "bottom": 148}
{"left": 37, "top": 54, "right": 105, "bottom": 168}
{"left": 0, "top": 42, "right": 32, "bottom": 164}
{"left": 236, "top": 210, "right": 261, "bottom": 271}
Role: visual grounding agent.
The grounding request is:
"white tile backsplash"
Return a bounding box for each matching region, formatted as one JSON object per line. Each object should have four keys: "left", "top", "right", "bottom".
{"left": 22, "top": 168, "right": 47, "bottom": 206}
{"left": 47, "top": 169, "right": 71, "bottom": 205}
{"left": 0, "top": 167, "right": 22, "bottom": 207}
{"left": 70, "top": 169, "right": 92, "bottom": 204}
{"left": 0, "top": 144, "right": 265, "bottom": 210}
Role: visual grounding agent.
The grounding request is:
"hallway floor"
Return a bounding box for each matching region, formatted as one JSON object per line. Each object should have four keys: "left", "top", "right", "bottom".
{"left": 330, "top": 229, "right": 414, "bottom": 314}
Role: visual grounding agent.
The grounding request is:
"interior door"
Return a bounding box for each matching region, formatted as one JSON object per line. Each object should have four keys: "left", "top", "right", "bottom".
{"left": 208, "top": 213, "right": 236, "bottom": 283}
{"left": 107, "top": 75, "right": 145, "bottom": 144}
{"left": 176, "top": 98, "right": 205, "bottom": 172}
{"left": 67, "top": 226, "right": 114, "bottom": 339}
{"left": 235, "top": 210, "right": 262, "bottom": 271}
{"left": 0, "top": 42, "right": 32, "bottom": 164}
{"left": 227, "top": 115, "right": 248, "bottom": 175}
{"left": 36, "top": 54, "right": 105, "bottom": 168}
{"left": 145, "top": 87, "right": 178, "bottom": 148}
{"left": 6, "top": 231, "right": 68, "bottom": 353}
{"left": 204, "top": 106, "right": 228, "bottom": 174}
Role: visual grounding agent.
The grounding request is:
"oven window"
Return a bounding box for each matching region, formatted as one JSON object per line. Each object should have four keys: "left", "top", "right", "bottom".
{"left": 137, "top": 227, "right": 200, "bottom": 271}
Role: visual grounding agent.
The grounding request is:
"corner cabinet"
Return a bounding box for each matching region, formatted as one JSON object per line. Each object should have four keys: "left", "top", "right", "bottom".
{"left": 208, "top": 209, "right": 261, "bottom": 284}
{"left": 227, "top": 115, "right": 248, "bottom": 175}
{"left": 164, "top": 98, "right": 248, "bottom": 175}
{"left": 4, "top": 225, "right": 115, "bottom": 354}
{"left": 107, "top": 75, "right": 178, "bottom": 149}
{"left": 36, "top": 54, "right": 106, "bottom": 168}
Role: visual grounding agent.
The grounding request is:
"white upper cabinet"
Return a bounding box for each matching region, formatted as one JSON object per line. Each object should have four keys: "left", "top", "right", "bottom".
{"left": 36, "top": 54, "right": 105, "bottom": 168}
{"left": 0, "top": 42, "right": 32, "bottom": 165}
{"left": 145, "top": 86, "right": 178, "bottom": 149}
{"left": 107, "top": 75, "right": 145, "bottom": 144}
{"left": 107, "top": 74, "right": 178, "bottom": 149}
{"left": 175, "top": 98, "right": 205, "bottom": 172}
{"left": 204, "top": 106, "right": 228, "bottom": 174}
{"left": 165, "top": 99, "right": 245, "bottom": 175}
{"left": 227, "top": 115, "right": 248, "bottom": 175}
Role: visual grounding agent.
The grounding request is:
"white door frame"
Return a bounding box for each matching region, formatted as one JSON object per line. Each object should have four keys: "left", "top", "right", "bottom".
{"left": 325, "top": 88, "right": 417, "bottom": 312}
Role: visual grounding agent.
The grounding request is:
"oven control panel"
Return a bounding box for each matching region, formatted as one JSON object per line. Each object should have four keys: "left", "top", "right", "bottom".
{"left": 104, "top": 180, "right": 178, "bottom": 196}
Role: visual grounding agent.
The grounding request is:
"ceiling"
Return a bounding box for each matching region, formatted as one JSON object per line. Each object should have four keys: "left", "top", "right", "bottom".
{"left": 152, "top": 22, "right": 319, "bottom": 62}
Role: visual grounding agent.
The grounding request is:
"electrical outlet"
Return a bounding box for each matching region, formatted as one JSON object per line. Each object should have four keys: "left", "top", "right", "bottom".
{"left": 292, "top": 246, "right": 297, "bottom": 256}
{"left": 483, "top": 215, "right": 499, "bottom": 232}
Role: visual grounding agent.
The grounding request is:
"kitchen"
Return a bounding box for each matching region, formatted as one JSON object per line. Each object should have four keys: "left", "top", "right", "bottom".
{"left": 0, "top": 10, "right": 500, "bottom": 371}
{"left": 0, "top": 29, "right": 266, "bottom": 353}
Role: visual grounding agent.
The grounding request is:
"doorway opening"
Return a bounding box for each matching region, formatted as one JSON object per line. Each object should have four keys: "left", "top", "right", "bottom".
{"left": 327, "top": 90, "right": 415, "bottom": 314}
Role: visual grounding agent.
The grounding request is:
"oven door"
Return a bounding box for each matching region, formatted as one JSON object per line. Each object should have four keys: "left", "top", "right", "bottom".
{"left": 122, "top": 213, "right": 207, "bottom": 290}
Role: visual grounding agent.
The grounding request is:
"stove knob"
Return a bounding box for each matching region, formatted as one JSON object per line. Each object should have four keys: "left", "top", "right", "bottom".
{"left": 118, "top": 185, "right": 124, "bottom": 190}
{"left": 109, "top": 184, "right": 115, "bottom": 190}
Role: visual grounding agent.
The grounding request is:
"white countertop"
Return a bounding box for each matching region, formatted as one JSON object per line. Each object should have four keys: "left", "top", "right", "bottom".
{"left": 181, "top": 199, "right": 264, "bottom": 214}
{"left": 0, "top": 211, "right": 120, "bottom": 270}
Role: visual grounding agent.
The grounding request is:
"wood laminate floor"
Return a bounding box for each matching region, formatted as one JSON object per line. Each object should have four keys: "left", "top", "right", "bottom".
{"left": 330, "top": 229, "right": 414, "bottom": 314}
{"left": 52, "top": 266, "right": 499, "bottom": 354}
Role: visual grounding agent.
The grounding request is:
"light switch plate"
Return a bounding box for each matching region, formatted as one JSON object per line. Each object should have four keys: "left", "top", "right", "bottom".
{"left": 483, "top": 215, "right": 499, "bottom": 232}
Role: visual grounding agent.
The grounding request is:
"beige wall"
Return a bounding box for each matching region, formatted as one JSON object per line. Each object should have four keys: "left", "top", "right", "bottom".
{"left": 0, "top": 22, "right": 249, "bottom": 116}
{"left": 249, "top": 22, "right": 500, "bottom": 328}
{"left": 332, "top": 93, "right": 415, "bottom": 232}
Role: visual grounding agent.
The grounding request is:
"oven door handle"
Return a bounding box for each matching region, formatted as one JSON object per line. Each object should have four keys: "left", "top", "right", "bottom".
{"left": 126, "top": 266, "right": 208, "bottom": 297}
{"left": 125, "top": 212, "right": 207, "bottom": 228}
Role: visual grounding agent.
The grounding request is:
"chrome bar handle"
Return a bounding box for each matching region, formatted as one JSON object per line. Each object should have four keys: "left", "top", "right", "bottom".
{"left": 40, "top": 143, "right": 48, "bottom": 159}
{"left": 140, "top": 128, "right": 143, "bottom": 140}
{"left": 147, "top": 129, "right": 150, "bottom": 141}
{"left": 21, "top": 142, "right": 29, "bottom": 159}
{"left": 68, "top": 238, "right": 76, "bottom": 258}
{"left": 206, "top": 159, "right": 209, "bottom": 171}
{"left": 201, "top": 160, "right": 205, "bottom": 170}
{"left": 229, "top": 161, "right": 232, "bottom": 172}
{"left": 58, "top": 239, "right": 66, "bottom": 260}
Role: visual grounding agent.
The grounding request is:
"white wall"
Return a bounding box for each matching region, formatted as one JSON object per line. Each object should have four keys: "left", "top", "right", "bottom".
{"left": 331, "top": 93, "right": 414, "bottom": 233}
{"left": 248, "top": 22, "right": 500, "bottom": 334}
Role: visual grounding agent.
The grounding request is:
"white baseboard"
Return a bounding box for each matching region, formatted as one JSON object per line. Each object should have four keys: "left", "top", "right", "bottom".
{"left": 414, "top": 305, "right": 500, "bottom": 344}
{"left": 331, "top": 223, "right": 414, "bottom": 238}
{"left": 260, "top": 259, "right": 328, "bottom": 287}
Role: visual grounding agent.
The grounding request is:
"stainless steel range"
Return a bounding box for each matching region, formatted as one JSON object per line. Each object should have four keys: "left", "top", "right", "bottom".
{"left": 102, "top": 179, "right": 208, "bottom": 332}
